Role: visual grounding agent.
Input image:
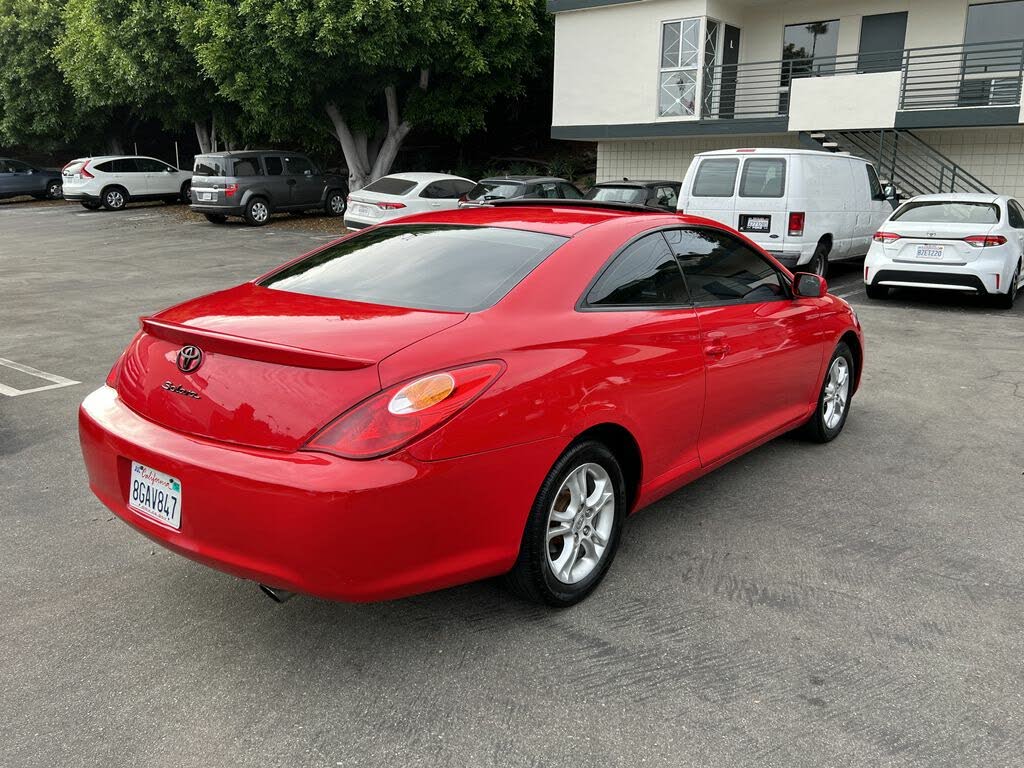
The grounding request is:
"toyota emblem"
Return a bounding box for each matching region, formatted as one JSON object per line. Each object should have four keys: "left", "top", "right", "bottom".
{"left": 176, "top": 345, "right": 204, "bottom": 373}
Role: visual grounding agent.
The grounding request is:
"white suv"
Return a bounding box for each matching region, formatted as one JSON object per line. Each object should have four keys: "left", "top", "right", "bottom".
{"left": 62, "top": 156, "right": 192, "bottom": 211}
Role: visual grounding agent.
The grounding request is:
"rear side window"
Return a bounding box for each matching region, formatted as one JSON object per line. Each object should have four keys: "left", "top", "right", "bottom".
{"left": 93, "top": 161, "right": 114, "bottom": 172}
{"left": 739, "top": 158, "right": 786, "bottom": 198}
{"left": 194, "top": 156, "right": 228, "bottom": 176}
{"left": 1008, "top": 199, "right": 1024, "bottom": 228}
{"left": 264, "top": 156, "right": 284, "bottom": 176}
{"left": 667, "top": 228, "right": 786, "bottom": 304}
{"left": 559, "top": 183, "right": 584, "bottom": 199}
{"left": 467, "top": 181, "right": 523, "bottom": 201}
{"left": 111, "top": 158, "right": 140, "bottom": 173}
{"left": 891, "top": 201, "right": 1000, "bottom": 224}
{"left": 261, "top": 224, "right": 567, "bottom": 312}
{"left": 285, "top": 156, "right": 314, "bottom": 175}
{"left": 233, "top": 158, "right": 262, "bottom": 177}
{"left": 364, "top": 176, "right": 417, "bottom": 195}
{"left": 587, "top": 233, "right": 689, "bottom": 307}
{"left": 655, "top": 185, "right": 679, "bottom": 208}
{"left": 586, "top": 186, "right": 647, "bottom": 204}
{"left": 692, "top": 159, "right": 739, "bottom": 197}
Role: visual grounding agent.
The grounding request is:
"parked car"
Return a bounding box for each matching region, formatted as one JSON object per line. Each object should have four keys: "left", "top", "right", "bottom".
{"left": 344, "top": 172, "right": 475, "bottom": 230}
{"left": 79, "top": 199, "right": 863, "bottom": 607}
{"left": 678, "top": 148, "right": 895, "bottom": 276}
{"left": 586, "top": 179, "right": 681, "bottom": 211}
{"left": 461, "top": 175, "right": 584, "bottom": 204}
{"left": 61, "top": 156, "right": 192, "bottom": 211}
{"left": 864, "top": 193, "right": 1023, "bottom": 309}
{"left": 190, "top": 151, "right": 347, "bottom": 226}
{"left": 0, "top": 158, "right": 63, "bottom": 201}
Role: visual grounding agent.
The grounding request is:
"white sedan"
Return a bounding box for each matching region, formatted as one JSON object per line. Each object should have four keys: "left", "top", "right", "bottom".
{"left": 864, "top": 193, "right": 1023, "bottom": 309}
{"left": 344, "top": 172, "right": 475, "bottom": 231}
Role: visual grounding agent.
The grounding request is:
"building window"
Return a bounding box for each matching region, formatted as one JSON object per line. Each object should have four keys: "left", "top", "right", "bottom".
{"left": 964, "top": 1, "right": 1024, "bottom": 73}
{"left": 659, "top": 19, "right": 700, "bottom": 117}
{"left": 783, "top": 19, "right": 840, "bottom": 75}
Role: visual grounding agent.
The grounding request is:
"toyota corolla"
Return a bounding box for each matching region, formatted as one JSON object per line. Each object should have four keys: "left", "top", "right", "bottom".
{"left": 79, "top": 201, "right": 863, "bottom": 606}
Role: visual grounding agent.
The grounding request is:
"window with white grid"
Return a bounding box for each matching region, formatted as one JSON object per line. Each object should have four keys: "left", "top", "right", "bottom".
{"left": 659, "top": 19, "right": 700, "bottom": 117}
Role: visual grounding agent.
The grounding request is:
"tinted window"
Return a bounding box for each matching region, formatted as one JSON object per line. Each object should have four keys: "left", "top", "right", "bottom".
{"left": 233, "top": 158, "right": 262, "bottom": 177}
{"left": 1008, "top": 200, "right": 1024, "bottom": 229}
{"left": 194, "top": 155, "right": 229, "bottom": 176}
{"left": 739, "top": 158, "right": 786, "bottom": 198}
{"left": 559, "top": 183, "right": 584, "bottom": 199}
{"left": 451, "top": 180, "right": 475, "bottom": 196}
{"left": 261, "top": 224, "right": 566, "bottom": 313}
{"left": 965, "top": 1, "right": 1024, "bottom": 72}
{"left": 136, "top": 158, "right": 168, "bottom": 172}
{"left": 466, "top": 181, "right": 523, "bottom": 201}
{"left": 93, "top": 161, "right": 114, "bottom": 172}
{"left": 419, "top": 182, "right": 451, "bottom": 199}
{"left": 655, "top": 186, "right": 679, "bottom": 208}
{"left": 264, "top": 156, "right": 284, "bottom": 176}
{"left": 865, "top": 164, "right": 884, "bottom": 199}
{"left": 588, "top": 233, "right": 689, "bottom": 307}
{"left": 586, "top": 186, "right": 646, "bottom": 204}
{"left": 7, "top": 160, "right": 31, "bottom": 172}
{"left": 285, "top": 156, "right": 314, "bottom": 175}
{"left": 111, "top": 158, "right": 140, "bottom": 173}
{"left": 693, "top": 159, "right": 739, "bottom": 197}
{"left": 783, "top": 19, "right": 839, "bottom": 74}
{"left": 891, "top": 201, "right": 1000, "bottom": 224}
{"left": 0, "top": 160, "right": 11, "bottom": 173}
{"left": 667, "top": 228, "right": 786, "bottom": 303}
{"left": 363, "top": 176, "right": 417, "bottom": 195}
{"left": 534, "top": 183, "right": 560, "bottom": 199}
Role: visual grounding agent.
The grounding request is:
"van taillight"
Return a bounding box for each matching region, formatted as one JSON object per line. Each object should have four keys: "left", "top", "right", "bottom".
{"left": 224, "top": 183, "right": 239, "bottom": 198}
{"left": 788, "top": 212, "right": 805, "bottom": 236}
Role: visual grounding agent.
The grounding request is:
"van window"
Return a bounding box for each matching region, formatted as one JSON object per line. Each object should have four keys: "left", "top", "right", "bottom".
{"left": 739, "top": 158, "right": 786, "bottom": 198}
{"left": 692, "top": 159, "right": 739, "bottom": 197}
{"left": 891, "top": 201, "right": 999, "bottom": 225}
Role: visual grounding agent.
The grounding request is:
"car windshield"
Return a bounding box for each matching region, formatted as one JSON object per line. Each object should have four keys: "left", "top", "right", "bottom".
{"left": 363, "top": 177, "right": 417, "bottom": 195}
{"left": 585, "top": 186, "right": 647, "bottom": 204}
{"left": 467, "top": 181, "right": 524, "bottom": 201}
{"left": 260, "top": 224, "right": 567, "bottom": 312}
{"left": 891, "top": 201, "right": 1000, "bottom": 224}
{"left": 193, "top": 155, "right": 229, "bottom": 176}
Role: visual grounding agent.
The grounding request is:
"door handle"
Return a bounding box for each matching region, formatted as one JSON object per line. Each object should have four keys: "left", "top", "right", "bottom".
{"left": 704, "top": 342, "right": 730, "bottom": 359}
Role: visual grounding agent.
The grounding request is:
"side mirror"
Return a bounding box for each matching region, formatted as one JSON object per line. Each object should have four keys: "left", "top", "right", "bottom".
{"left": 793, "top": 272, "right": 827, "bottom": 299}
{"left": 883, "top": 184, "right": 896, "bottom": 200}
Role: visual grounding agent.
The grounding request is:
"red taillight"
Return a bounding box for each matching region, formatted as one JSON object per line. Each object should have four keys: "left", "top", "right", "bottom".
{"left": 963, "top": 235, "right": 1007, "bottom": 248}
{"left": 224, "top": 183, "right": 239, "bottom": 198}
{"left": 788, "top": 212, "right": 805, "bottom": 236}
{"left": 303, "top": 361, "right": 505, "bottom": 459}
{"left": 377, "top": 201, "right": 406, "bottom": 210}
{"left": 873, "top": 231, "right": 901, "bottom": 244}
{"left": 80, "top": 162, "right": 94, "bottom": 180}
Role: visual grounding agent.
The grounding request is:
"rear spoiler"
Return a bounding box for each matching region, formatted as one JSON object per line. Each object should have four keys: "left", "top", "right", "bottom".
{"left": 140, "top": 318, "right": 375, "bottom": 371}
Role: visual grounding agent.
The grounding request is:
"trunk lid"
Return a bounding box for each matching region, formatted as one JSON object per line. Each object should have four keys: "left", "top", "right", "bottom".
{"left": 116, "top": 283, "right": 466, "bottom": 451}
{"left": 883, "top": 221, "right": 997, "bottom": 265}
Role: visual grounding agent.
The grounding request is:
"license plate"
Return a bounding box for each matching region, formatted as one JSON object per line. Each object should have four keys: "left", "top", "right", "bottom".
{"left": 741, "top": 215, "right": 771, "bottom": 232}
{"left": 199, "top": 192, "right": 213, "bottom": 201}
{"left": 915, "top": 244, "right": 944, "bottom": 260}
{"left": 353, "top": 203, "right": 375, "bottom": 217}
{"left": 128, "top": 461, "right": 182, "bottom": 529}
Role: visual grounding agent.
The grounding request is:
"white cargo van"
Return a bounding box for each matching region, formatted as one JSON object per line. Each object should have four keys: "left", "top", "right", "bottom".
{"left": 678, "top": 148, "right": 895, "bottom": 275}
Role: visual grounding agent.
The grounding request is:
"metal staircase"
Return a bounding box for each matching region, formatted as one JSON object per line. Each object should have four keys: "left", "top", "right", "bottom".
{"left": 800, "top": 129, "right": 995, "bottom": 197}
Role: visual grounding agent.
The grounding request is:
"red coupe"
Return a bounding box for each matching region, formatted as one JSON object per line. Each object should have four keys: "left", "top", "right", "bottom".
{"left": 79, "top": 201, "right": 863, "bottom": 606}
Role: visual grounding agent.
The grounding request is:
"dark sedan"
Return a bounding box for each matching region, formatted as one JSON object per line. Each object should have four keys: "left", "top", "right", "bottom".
{"left": 0, "top": 158, "right": 62, "bottom": 201}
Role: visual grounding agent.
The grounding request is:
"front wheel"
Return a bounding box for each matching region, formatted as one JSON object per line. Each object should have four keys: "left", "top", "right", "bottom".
{"left": 324, "top": 189, "right": 346, "bottom": 217}
{"left": 505, "top": 441, "right": 625, "bottom": 606}
{"left": 797, "top": 342, "right": 855, "bottom": 443}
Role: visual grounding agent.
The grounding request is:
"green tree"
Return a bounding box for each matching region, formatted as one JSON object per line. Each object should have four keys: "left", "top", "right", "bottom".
{"left": 182, "top": 0, "right": 547, "bottom": 189}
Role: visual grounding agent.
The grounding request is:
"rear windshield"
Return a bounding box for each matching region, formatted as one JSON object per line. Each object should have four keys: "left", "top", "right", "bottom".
{"left": 586, "top": 186, "right": 646, "bottom": 204}
{"left": 260, "top": 224, "right": 567, "bottom": 312}
{"left": 363, "top": 177, "right": 417, "bottom": 196}
{"left": 891, "top": 201, "right": 1000, "bottom": 224}
{"left": 193, "top": 155, "right": 229, "bottom": 177}
{"left": 467, "top": 181, "right": 524, "bottom": 201}
{"left": 739, "top": 158, "right": 786, "bottom": 198}
{"left": 692, "top": 159, "right": 739, "bottom": 197}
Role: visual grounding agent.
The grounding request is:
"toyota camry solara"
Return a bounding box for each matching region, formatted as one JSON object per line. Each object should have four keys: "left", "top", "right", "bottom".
{"left": 79, "top": 201, "right": 863, "bottom": 606}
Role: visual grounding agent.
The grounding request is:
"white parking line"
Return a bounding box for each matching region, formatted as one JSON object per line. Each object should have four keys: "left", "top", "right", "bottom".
{"left": 835, "top": 287, "right": 865, "bottom": 299}
{"left": 0, "top": 357, "right": 80, "bottom": 397}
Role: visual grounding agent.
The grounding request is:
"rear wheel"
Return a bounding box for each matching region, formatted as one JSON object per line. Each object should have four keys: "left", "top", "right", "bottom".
{"left": 992, "top": 262, "right": 1020, "bottom": 310}
{"left": 798, "top": 342, "right": 855, "bottom": 443}
{"left": 865, "top": 282, "right": 889, "bottom": 300}
{"left": 179, "top": 180, "right": 192, "bottom": 202}
{"left": 324, "top": 189, "right": 346, "bottom": 217}
{"left": 80, "top": 200, "right": 102, "bottom": 210}
{"left": 46, "top": 180, "right": 63, "bottom": 199}
{"left": 101, "top": 186, "right": 128, "bottom": 211}
{"left": 204, "top": 213, "right": 227, "bottom": 224}
{"left": 505, "top": 440, "right": 625, "bottom": 606}
{"left": 243, "top": 197, "right": 271, "bottom": 226}
{"left": 807, "top": 241, "right": 831, "bottom": 278}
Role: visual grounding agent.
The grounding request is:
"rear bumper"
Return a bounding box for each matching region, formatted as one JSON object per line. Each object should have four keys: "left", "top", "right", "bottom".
{"left": 63, "top": 191, "right": 100, "bottom": 202}
{"left": 865, "top": 245, "right": 1014, "bottom": 294}
{"left": 190, "top": 204, "right": 244, "bottom": 216}
{"left": 79, "top": 386, "right": 559, "bottom": 602}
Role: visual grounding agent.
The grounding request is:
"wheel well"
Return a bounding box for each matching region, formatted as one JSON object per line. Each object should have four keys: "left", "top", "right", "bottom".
{"left": 573, "top": 423, "right": 642, "bottom": 512}
{"left": 102, "top": 184, "right": 127, "bottom": 195}
{"left": 817, "top": 235, "right": 833, "bottom": 254}
{"left": 839, "top": 330, "right": 863, "bottom": 390}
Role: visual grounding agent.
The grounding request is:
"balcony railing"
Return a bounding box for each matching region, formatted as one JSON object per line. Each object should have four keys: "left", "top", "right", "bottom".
{"left": 700, "top": 39, "right": 1024, "bottom": 121}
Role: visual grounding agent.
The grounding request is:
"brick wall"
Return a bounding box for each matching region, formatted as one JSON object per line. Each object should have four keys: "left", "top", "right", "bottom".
{"left": 914, "top": 127, "right": 1024, "bottom": 198}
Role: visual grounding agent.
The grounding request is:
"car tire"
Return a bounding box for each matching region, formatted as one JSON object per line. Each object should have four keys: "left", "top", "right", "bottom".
{"left": 865, "top": 282, "right": 889, "bottom": 300}
{"left": 46, "top": 180, "right": 63, "bottom": 199}
{"left": 243, "top": 197, "right": 271, "bottom": 226}
{"left": 992, "top": 261, "right": 1020, "bottom": 310}
{"left": 204, "top": 213, "right": 227, "bottom": 224}
{"left": 80, "top": 200, "right": 102, "bottom": 210}
{"left": 101, "top": 186, "right": 128, "bottom": 211}
{"left": 179, "top": 181, "right": 192, "bottom": 203}
{"left": 505, "top": 440, "right": 626, "bottom": 607}
{"left": 797, "top": 341, "right": 855, "bottom": 443}
{"left": 807, "top": 241, "right": 830, "bottom": 278}
{"left": 324, "top": 189, "right": 346, "bottom": 217}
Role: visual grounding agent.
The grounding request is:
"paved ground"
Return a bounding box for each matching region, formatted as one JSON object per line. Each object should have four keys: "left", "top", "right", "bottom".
{"left": 2, "top": 198, "right": 1022, "bottom": 768}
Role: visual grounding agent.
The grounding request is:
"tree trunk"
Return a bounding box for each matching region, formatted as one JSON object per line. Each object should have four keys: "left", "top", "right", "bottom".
{"left": 194, "top": 115, "right": 217, "bottom": 154}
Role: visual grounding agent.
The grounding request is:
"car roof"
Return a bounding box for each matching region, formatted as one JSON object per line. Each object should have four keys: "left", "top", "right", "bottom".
{"left": 904, "top": 192, "right": 1006, "bottom": 204}
{"left": 478, "top": 176, "right": 569, "bottom": 184}
{"left": 375, "top": 172, "right": 474, "bottom": 183}
{"left": 695, "top": 148, "right": 869, "bottom": 160}
{"left": 196, "top": 150, "right": 300, "bottom": 157}
{"left": 594, "top": 179, "right": 680, "bottom": 188}
{"left": 75, "top": 155, "right": 167, "bottom": 162}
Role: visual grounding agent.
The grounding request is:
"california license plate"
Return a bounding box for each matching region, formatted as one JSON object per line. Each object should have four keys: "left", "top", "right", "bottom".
{"left": 353, "top": 204, "right": 372, "bottom": 216}
{"left": 128, "top": 461, "right": 182, "bottom": 529}
{"left": 741, "top": 215, "right": 770, "bottom": 232}
{"left": 199, "top": 192, "right": 213, "bottom": 201}
{"left": 915, "top": 244, "right": 944, "bottom": 260}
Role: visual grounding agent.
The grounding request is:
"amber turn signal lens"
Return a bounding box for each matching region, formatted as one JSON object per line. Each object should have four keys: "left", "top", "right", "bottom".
{"left": 388, "top": 373, "right": 456, "bottom": 415}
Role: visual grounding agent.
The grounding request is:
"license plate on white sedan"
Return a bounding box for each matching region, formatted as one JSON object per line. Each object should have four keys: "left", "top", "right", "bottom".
{"left": 353, "top": 203, "right": 373, "bottom": 216}
{"left": 915, "top": 244, "right": 944, "bottom": 260}
{"left": 128, "top": 461, "right": 182, "bottom": 529}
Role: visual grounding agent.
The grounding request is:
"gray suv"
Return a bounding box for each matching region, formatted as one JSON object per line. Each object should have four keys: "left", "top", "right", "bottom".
{"left": 190, "top": 151, "right": 347, "bottom": 226}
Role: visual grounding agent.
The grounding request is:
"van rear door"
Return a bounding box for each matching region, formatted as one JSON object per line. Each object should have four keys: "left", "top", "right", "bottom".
{"left": 734, "top": 156, "right": 788, "bottom": 251}
{"left": 680, "top": 156, "right": 740, "bottom": 226}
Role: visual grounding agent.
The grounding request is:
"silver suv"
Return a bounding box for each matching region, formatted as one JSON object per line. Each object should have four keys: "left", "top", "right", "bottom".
{"left": 190, "top": 151, "right": 347, "bottom": 226}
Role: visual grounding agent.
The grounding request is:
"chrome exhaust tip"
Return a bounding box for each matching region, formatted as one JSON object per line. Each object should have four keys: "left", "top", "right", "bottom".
{"left": 258, "top": 584, "right": 295, "bottom": 603}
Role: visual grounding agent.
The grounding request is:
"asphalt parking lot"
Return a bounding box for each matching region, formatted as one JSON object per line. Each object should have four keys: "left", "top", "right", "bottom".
{"left": 2, "top": 197, "right": 1023, "bottom": 767}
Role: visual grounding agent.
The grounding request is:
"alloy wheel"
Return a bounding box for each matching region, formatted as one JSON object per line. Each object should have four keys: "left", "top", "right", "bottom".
{"left": 47, "top": 181, "right": 62, "bottom": 199}
{"left": 822, "top": 357, "right": 850, "bottom": 430}
{"left": 105, "top": 190, "right": 125, "bottom": 209}
{"left": 546, "top": 463, "right": 615, "bottom": 585}
{"left": 330, "top": 193, "right": 345, "bottom": 214}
